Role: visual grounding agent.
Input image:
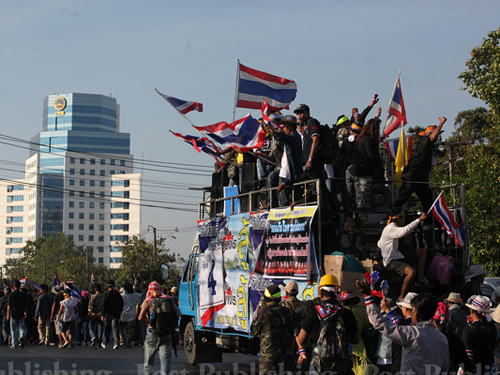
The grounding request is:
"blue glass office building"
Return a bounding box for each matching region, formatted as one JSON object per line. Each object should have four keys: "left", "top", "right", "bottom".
{"left": 31, "top": 93, "right": 131, "bottom": 238}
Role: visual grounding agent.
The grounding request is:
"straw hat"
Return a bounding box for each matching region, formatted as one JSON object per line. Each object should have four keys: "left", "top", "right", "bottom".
{"left": 444, "top": 292, "right": 464, "bottom": 306}
{"left": 490, "top": 305, "right": 500, "bottom": 324}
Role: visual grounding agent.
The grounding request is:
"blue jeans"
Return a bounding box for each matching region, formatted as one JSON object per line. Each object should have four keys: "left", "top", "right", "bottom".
{"left": 143, "top": 329, "right": 172, "bottom": 375}
{"left": 89, "top": 319, "right": 104, "bottom": 344}
{"left": 10, "top": 318, "right": 26, "bottom": 347}
{"left": 103, "top": 316, "right": 120, "bottom": 346}
{"left": 76, "top": 320, "right": 89, "bottom": 344}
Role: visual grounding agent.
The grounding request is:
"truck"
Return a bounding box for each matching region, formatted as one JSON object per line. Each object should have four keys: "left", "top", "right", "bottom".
{"left": 178, "top": 175, "right": 469, "bottom": 365}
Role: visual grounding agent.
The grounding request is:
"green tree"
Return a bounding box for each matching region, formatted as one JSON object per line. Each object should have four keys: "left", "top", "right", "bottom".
{"left": 116, "top": 235, "right": 183, "bottom": 287}
{"left": 3, "top": 233, "right": 110, "bottom": 291}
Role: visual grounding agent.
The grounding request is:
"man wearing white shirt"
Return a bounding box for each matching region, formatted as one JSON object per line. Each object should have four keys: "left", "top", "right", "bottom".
{"left": 378, "top": 207, "right": 432, "bottom": 301}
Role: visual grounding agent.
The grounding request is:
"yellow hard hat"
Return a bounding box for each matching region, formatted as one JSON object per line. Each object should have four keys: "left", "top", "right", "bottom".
{"left": 318, "top": 274, "right": 340, "bottom": 293}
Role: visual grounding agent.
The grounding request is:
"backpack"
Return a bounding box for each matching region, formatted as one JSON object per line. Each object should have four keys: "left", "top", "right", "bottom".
{"left": 306, "top": 123, "right": 339, "bottom": 164}
{"left": 310, "top": 306, "right": 351, "bottom": 374}
{"left": 151, "top": 297, "right": 177, "bottom": 336}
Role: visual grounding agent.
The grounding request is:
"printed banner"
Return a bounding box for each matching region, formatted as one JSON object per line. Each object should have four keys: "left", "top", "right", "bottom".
{"left": 254, "top": 206, "right": 318, "bottom": 280}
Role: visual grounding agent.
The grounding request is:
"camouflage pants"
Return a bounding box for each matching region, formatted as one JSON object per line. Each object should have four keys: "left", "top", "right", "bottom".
{"left": 354, "top": 176, "right": 372, "bottom": 209}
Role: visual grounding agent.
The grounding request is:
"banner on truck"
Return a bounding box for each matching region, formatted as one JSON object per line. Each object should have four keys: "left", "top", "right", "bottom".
{"left": 254, "top": 206, "right": 318, "bottom": 280}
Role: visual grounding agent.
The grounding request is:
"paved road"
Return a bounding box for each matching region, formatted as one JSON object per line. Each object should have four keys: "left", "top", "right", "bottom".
{"left": 0, "top": 344, "right": 259, "bottom": 375}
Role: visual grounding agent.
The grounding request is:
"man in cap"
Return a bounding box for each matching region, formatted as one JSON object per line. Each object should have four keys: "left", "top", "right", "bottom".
{"left": 462, "top": 295, "right": 497, "bottom": 371}
{"left": 101, "top": 280, "right": 123, "bottom": 349}
{"left": 281, "top": 281, "right": 308, "bottom": 330}
{"left": 444, "top": 292, "right": 467, "bottom": 338}
{"left": 296, "top": 274, "right": 359, "bottom": 375}
{"left": 263, "top": 115, "right": 303, "bottom": 207}
{"left": 392, "top": 292, "right": 418, "bottom": 373}
{"left": 251, "top": 285, "right": 297, "bottom": 375}
{"left": 453, "top": 264, "right": 489, "bottom": 304}
{"left": 357, "top": 280, "right": 450, "bottom": 375}
{"left": 393, "top": 117, "right": 447, "bottom": 213}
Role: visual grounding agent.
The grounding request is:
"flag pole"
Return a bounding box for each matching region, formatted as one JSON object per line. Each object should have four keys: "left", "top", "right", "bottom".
{"left": 383, "top": 69, "right": 402, "bottom": 133}
{"left": 155, "top": 89, "right": 196, "bottom": 127}
{"left": 232, "top": 60, "right": 241, "bottom": 122}
{"left": 427, "top": 192, "right": 443, "bottom": 214}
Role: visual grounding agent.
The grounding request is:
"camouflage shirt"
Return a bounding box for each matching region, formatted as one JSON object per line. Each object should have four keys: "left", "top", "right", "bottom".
{"left": 251, "top": 301, "right": 297, "bottom": 374}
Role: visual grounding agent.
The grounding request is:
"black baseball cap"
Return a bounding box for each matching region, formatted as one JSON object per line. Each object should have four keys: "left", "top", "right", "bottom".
{"left": 294, "top": 104, "right": 310, "bottom": 114}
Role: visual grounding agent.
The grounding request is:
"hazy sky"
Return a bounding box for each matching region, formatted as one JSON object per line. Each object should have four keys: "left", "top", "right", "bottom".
{"left": 1, "top": 1, "right": 498, "bottom": 259}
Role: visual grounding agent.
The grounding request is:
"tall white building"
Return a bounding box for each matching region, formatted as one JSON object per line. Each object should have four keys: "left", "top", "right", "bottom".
{"left": 0, "top": 93, "right": 141, "bottom": 269}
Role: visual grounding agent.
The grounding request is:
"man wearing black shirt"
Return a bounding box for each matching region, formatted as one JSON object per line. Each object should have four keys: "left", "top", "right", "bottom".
{"left": 101, "top": 281, "right": 124, "bottom": 349}
{"left": 393, "top": 117, "right": 447, "bottom": 212}
{"left": 6, "top": 280, "right": 27, "bottom": 348}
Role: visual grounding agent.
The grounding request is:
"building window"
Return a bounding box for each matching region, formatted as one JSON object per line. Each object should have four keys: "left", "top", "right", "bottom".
{"left": 89, "top": 224, "right": 94, "bottom": 230}
{"left": 89, "top": 202, "right": 95, "bottom": 209}
{"left": 69, "top": 169, "right": 75, "bottom": 175}
{"left": 110, "top": 258, "right": 123, "bottom": 264}
{"left": 79, "top": 224, "right": 84, "bottom": 230}
{"left": 90, "top": 158, "right": 96, "bottom": 165}
{"left": 79, "top": 191, "right": 85, "bottom": 197}
{"left": 79, "top": 180, "right": 85, "bottom": 186}
{"left": 80, "top": 158, "right": 85, "bottom": 164}
{"left": 98, "top": 247, "right": 104, "bottom": 253}
{"left": 90, "top": 180, "right": 95, "bottom": 187}
{"left": 98, "top": 257, "right": 103, "bottom": 264}
{"left": 79, "top": 213, "right": 84, "bottom": 219}
{"left": 110, "top": 159, "right": 115, "bottom": 165}
{"left": 69, "top": 180, "right": 75, "bottom": 186}
{"left": 68, "top": 223, "right": 74, "bottom": 230}
{"left": 110, "top": 246, "right": 123, "bottom": 252}
{"left": 90, "top": 169, "right": 95, "bottom": 176}
{"left": 100, "top": 181, "right": 105, "bottom": 187}
{"left": 99, "top": 203, "right": 105, "bottom": 210}
{"left": 69, "top": 201, "right": 74, "bottom": 208}
{"left": 89, "top": 213, "right": 95, "bottom": 220}
{"left": 99, "top": 192, "right": 105, "bottom": 199}
{"left": 98, "top": 236, "right": 104, "bottom": 242}
{"left": 120, "top": 160, "right": 126, "bottom": 167}
{"left": 111, "top": 191, "right": 129, "bottom": 198}
{"left": 112, "top": 180, "right": 130, "bottom": 187}
{"left": 99, "top": 224, "right": 104, "bottom": 231}
{"left": 89, "top": 235, "right": 94, "bottom": 242}
{"left": 79, "top": 202, "right": 85, "bottom": 208}
{"left": 69, "top": 190, "right": 75, "bottom": 197}
{"left": 100, "top": 170, "right": 105, "bottom": 176}
{"left": 110, "top": 224, "right": 129, "bottom": 231}
{"left": 69, "top": 212, "right": 74, "bottom": 219}
{"left": 99, "top": 214, "right": 105, "bottom": 221}
{"left": 70, "top": 158, "right": 75, "bottom": 164}
{"left": 111, "top": 235, "right": 128, "bottom": 242}
{"left": 80, "top": 169, "right": 85, "bottom": 175}
{"left": 111, "top": 213, "right": 129, "bottom": 220}
{"left": 89, "top": 191, "right": 95, "bottom": 198}
{"left": 78, "top": 235, "right": 84, "bottom": 241}
{"left": 100, "top": 159, "right": 105, "bottom": 165}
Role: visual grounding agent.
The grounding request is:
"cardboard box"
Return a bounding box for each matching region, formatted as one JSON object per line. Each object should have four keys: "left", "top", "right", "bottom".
{"left": 323, "top": 255, "right": 365, "bottom": 304}
{"left": 361, "top": 259, "right": 376, "bottom": 274}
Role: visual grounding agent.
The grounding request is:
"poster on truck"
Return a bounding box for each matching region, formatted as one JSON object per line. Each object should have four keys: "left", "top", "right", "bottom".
{"left": 197, "top": 213, "right": 252, "bottom": 333}
{"left": 254, "top": 206, "right": 319, "bottom": 280}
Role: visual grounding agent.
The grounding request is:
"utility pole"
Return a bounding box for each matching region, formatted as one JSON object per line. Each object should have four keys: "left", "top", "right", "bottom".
{"left": 43, "top": 257, "right": 46, "bottom": 284}
{"left": 148, "top": 225, "right": 157, "bottom": 275}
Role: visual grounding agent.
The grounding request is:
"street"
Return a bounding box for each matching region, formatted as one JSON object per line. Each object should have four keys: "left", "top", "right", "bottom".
{"left": 0, "top": 344, "right": 259, "bottom": 375}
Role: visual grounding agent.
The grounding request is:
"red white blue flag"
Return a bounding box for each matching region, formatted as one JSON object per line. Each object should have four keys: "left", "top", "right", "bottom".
{"left": 194, "top": 114, "right": 266, "bottom": 153}
{"left": 237, "top": 63, "right": 297, "bottom": 111}
{"left": 261, "top": 100, "right": 281, "bottom": 129}
{"left": 20, "top": 277, "right": 41, "bottom": 292}
{"left": 429, "top": 193, "right": 465, "bottom": 248}
{"left": 382, "top": 71, "right": 407, "bottom": 140}
{"left": 156, "top": 89, "right": 203, "bottom": 115}
{"left": 170, "top": 130, "right": 226, "bottom": 167}
{"left": 384, "top": 133, "right": 414, "bottom": 161}
{"left": 91, "top": 273, "right": 96, "bottom": 284}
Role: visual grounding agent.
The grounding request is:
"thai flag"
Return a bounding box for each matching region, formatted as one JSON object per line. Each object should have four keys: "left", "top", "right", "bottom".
{"left": 52, "top": 271, "right": 61, "bottom": 287}
{"left": 91, "top": 273, "right": 95, "bottom": 284}
{"left": 429, "top": 193, "right": 465, "bottom": 248}
{"left": 261, "top": 100, "right": 281, "bottom": 129}
{"left": 133, "top": 274, "right": 139, "bottom": 290}
{"left": 384, "top": 134, "right": 413, "bottom": 161}
{"left": 156, "top": 89, "right": 203, "bottom": 114}
{"left": 20, "top": 277, "right": 27, "bottom": 286}
{"left": 194, "top": 114, "right": 266, "bottom": 152}
{"left": 27, "top": 279, "right": 41, "bottom": 292}
{"left": 382, "top": 71, "right": 407, "bottom": 140}
{"left": 70, "top": 284, "right": 82, "bottom": 302}
{"left": 169, "top": 130, "right": 226, "bottom": 167}
{"left": 237, "top": 63, "right": 297, "bottom": 111}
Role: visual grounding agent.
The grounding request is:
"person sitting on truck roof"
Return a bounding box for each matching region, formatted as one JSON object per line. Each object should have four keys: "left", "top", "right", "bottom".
{"left": 378, "top": 207, "right": 432, "bottom": 302}
{"left": 251, "top": 285, "right": 297, "bottom": 375}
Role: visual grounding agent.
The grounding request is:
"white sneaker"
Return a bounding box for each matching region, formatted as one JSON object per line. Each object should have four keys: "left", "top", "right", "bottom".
{"left": 101, "top": 343, "right": 106, "bottom": 349}
{"left": 113, "top": 344, "right": 118, "bottom": 350}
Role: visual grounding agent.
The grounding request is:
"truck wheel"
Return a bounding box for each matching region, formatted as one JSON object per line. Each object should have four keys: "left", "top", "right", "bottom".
{"left": 184, "top": 320, "right": 197, "bottom": 365}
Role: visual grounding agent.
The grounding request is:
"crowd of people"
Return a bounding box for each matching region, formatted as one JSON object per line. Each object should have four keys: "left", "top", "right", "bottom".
{"left": 0, "top": 280, "right": 178, "bottom": 347}
{"left": 252, "top": 269, "right": 500, "bottom": 375}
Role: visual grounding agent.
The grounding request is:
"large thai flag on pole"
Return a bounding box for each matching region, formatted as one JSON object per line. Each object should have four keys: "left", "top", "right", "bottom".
{"left": 382, "top": 70, "right": 407, "bottom": 140}
{"left": 384, "top": 134, "right": 413, "bottom": 161}
{"left": 429, "top": 192, "right": 465, "bottom": 248}
{"left": 156, "top": 89, "right": 203, "bottom": 114}
{"left": 194, "top": 114, "right": 266, "bottom": 152}
{"left": 236, "top": 62, "right": 297, "bottom": 111}
{"left": 169, "top": 130, "right": 226, "bottom": 167}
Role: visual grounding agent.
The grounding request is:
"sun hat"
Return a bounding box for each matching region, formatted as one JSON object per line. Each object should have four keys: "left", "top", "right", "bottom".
{"left": 465, "top": 295, "right": 493, "bottom": 313}
{"left": 490, "top": 305, "right": 500, "bottom": 324}
{"left": 396, "top": 292, "right": 418, "bottom": 309}
{"left": 444, "top": 292, "right": 464, "bottom": 306}
{"left": 465, "top": 265, "right": 489, "bottom": 280}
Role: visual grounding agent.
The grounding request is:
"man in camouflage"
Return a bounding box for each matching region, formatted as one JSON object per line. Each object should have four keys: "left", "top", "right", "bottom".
{"left": 251, "top": 285, "right": 297, "bottom": 375}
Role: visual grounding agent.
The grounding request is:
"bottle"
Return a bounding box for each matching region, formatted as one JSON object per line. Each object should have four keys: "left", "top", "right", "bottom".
{"left": 150, "top": 307, "right": 155, "bottom": 322}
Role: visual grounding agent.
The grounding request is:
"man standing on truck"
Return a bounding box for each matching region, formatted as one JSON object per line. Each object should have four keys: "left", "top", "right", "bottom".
{"left": 296, "top": 274, "right": 359, "bottom": 375}
{"left": 251, "top": 285, "right": 297, "bottom": 375}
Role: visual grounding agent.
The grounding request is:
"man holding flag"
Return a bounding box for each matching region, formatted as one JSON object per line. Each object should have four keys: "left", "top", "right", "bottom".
{"left": 393, "top": 117, "right": 447, "bottom": 214}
